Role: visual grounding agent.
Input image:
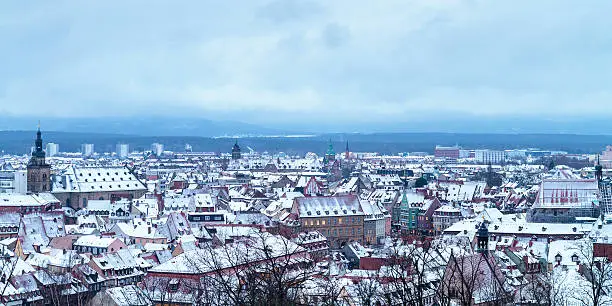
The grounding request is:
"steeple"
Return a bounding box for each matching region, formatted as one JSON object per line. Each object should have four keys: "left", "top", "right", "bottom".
{"left": 325, "top": 139, "right": 335, "bottom": 162}
{"left": 27, "top": 123, "right": 51, "bottom": 194}
{"left": 345, "top": 141, "right": 350, "bottom": 160}
{"left": 231, "top": 140, "right": 241, "bottom": 160}
{"left": 477, "top": 221, "right": 489, "bottom": 255}
{"left": 33, "top": 122, "right": 44, "bottom": 158}
{"left": 596, "top": 155, "right": 603, "bottom": 183}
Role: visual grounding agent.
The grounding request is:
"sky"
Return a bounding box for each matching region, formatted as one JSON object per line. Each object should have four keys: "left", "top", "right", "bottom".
{"left": 2, "top": 1, "right": 612, "bottom": 132}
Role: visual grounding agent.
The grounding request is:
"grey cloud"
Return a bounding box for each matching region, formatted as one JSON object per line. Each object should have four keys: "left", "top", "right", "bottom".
{"left": 321, "top": 23, "right": 350, "bottom": 48}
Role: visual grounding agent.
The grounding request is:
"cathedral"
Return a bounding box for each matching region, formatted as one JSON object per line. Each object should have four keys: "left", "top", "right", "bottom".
{"left": 27, "top": 126, "right": 51, "bottom": 194}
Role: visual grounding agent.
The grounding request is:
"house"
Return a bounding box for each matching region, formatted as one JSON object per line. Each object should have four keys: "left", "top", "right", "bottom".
{"left": 88, "top": 249, "right": 145, "bottom": 288}
{"left": 73, "top": 235, "right": 127, "bottom": 255}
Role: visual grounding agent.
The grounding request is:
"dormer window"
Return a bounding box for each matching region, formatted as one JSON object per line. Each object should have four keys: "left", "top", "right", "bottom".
{"left": 555, "top": 253, "right": 562, "bottom": 262}
{"left": 572, "top": 254, "right": 579, "bottom": 263}
{"left": 169, "top": 279, "right": 179, "bottom": 292}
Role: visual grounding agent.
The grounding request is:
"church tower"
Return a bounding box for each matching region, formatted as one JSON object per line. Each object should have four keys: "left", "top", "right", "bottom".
{"left": 231, "top": 140, "right": 241, "bottom": 160}
{"left": 596, "top": 155, "right": 603, "bottom": 183}
{"left": 324, "top": 140, "right": 336, "bottom": 163}
{"left": 476, "top": 221, "right": 489, "bottom": 255}
{"left": 27, "top": 125, "right": 51, "bottom": 194}
{"left": 345, "top": 141, "right": 350, "bottom": 160}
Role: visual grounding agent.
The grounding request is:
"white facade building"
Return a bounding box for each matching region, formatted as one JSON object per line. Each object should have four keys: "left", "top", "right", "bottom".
{"left": 81, "top": 143, "right": 95, "bottom": 157}
{"left": 0, "top": 169, "right": 26, "bottom": 194}
{"left": 116, "top": 144, "right": 130, "bottom": 159}
{"left": 475, "top": 150, "right": 506, "bottom": 164}
{"left": 151, "top": 143, "right": 164, "bottom": 156}
{"left": 46, "top": 143, "right": 59, "bottom": 157}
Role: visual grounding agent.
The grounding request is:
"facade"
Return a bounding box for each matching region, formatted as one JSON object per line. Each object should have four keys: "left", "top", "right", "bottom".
{"left": 416, "top": 198, "right": 442, "bottom": 235}
{"left": 81, "top": 143, "right": 95, "bottom": 157}
{"left": 601, "top": 145, "right": 612, "bottom": 169}
{"left": 46, "top": 143, "right": 59, "bottom": 157}
{"left": 0, "top": 167, "right": 26, "bottom": 194}
{"left": 73, "top": 235, "right": 128, "bottom": 255}
{"left": 433, "top": 205, "right": 464, "bottom": 234}
{"left": 475, "top": 149, "right": 506, "bottom": 164}
{"left": 292, "top": 195, "right": 365, "bottom": 248}
{"left": 116, "top": 144, "right": 129, "bottom": 159}
{"left": 399, "top": 190, "right": 425, "bottom": 234}
{"left": 151, "top": 143, "right": 164, "bottom": 156}
{"left": 362, "top": 200, "right": 390, "bottom": 244}
{"left": 434, "top": 146, "right": 460, "bottom": 161}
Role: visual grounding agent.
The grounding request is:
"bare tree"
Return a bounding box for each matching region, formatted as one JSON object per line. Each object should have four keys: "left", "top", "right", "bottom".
{"left": 351, "top": 278, "right": 382, "bottom": 306}
{"left": 571, "top": 239, "right": 612, "bottom": 306}
{"left": 149, "top": 230, "right": 314, "bottom": 306}
{"left": 441, "top": 251, "right": 509, "bottom": 306}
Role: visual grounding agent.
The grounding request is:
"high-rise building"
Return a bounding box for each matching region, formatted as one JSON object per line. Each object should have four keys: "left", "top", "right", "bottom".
{"left": 116, "top": 144, "right": 130, "bottom": 159}
{"left": 151, "top": 143, "right": 164, "bottom": 156}
{"left": 81, "top": 144, "right": 95, "bottom": 157}
{"left": 46, "top": 143, "right": 59, "bottom": 157}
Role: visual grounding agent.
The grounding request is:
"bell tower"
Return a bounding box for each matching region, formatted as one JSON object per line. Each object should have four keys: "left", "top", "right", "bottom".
{"left": 27, "top": 123, "right": 51, "bottom": 194}
{"left": 477, "top": 221, "right": 489, "bottom": 255}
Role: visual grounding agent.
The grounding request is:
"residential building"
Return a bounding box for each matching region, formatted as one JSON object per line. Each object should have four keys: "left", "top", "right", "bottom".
{"left": 81, "top": 144, "right": 95, "bottom": 157}
{"left": 292, "top": 195, "right": 365, "bottom": 248}
{"left": 46, "top": 143, "right": 59, "bottom": 157}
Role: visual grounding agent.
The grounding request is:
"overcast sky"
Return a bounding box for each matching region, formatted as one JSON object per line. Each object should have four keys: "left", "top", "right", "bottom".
{"left": 1, "top": 0, "right": 612, "bottom": 129}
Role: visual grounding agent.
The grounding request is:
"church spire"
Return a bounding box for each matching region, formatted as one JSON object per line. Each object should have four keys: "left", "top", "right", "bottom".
{"left": 596, "top": 154, "right": 603, "bottom": 182}
{"left": 33, "top": 122, "right": 44, "bottom": 158}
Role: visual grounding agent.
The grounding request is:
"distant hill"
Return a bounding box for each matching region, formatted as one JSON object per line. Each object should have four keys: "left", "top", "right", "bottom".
{"left": 1, "top": 131, "right": 610, "bottom": 156}
{"left": 0, "top": 116, "right": 286, "bottom": 137}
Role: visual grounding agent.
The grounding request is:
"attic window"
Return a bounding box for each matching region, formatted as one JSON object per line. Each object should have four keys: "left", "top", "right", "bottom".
{"left": 316, "top": 211, "right": 320, "bottom": 215}
{"left": 571, "top": 254, "right": 579, "bottom": 263}
{"left": 307, "top": 211, "right": 312, "bottom": 216}
{"left": 325, "top": 211, "right": 329, "bottom": 215}
{"left": 542, "top": 227, "right": 547, "bottom": 232}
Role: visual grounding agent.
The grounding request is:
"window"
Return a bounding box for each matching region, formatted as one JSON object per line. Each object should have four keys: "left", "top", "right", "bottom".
{"left": 338, "top": 218, "right": 343, "bottom": 224}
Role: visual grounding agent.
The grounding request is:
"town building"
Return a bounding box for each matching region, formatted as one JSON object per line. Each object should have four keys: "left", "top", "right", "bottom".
{"left": 51, "top": 165, "right": 147, "bottom": 210}
{"left": 291, "top": 195, "right": 365, "bottom": 248}
{"left": 475, "top": 149, "right": 506, "bottom": 164}
{"left": 81, "top": 143, "right": 95, "bottom": 157}
{"left": 434, "top": 145, "right": 460, "bottom": 161}
{"left": 27, "top": 128, "right": 51, "bottom": 194}
{"left": 46, "top": 143, "right": 59, "bottom": 157}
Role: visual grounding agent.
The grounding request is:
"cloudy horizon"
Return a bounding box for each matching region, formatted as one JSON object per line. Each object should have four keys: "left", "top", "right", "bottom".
{"left": 2, "top": 1, "right": 612, "bottom": 131}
